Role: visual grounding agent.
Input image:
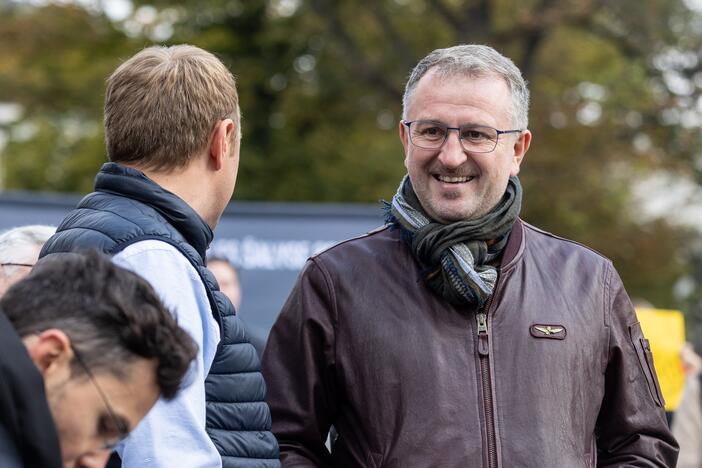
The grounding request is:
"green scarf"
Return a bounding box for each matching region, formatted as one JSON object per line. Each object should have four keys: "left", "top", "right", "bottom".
{"left": 388, "top": 175, "right": 522, "bottom": 307}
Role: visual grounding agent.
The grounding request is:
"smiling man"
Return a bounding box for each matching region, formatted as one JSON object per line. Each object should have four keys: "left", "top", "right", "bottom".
{"left": 262, "top": 45, "right": 678, "bottom": 467}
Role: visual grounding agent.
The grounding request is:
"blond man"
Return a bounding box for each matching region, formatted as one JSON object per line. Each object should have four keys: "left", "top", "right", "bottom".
{"left": 41, "top": 45, "right": 279, "bottom": 468}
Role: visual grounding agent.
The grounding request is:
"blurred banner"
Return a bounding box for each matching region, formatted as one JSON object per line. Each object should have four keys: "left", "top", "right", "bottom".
{"left": 636, "top": 308, "right": 686, "bottom": 411}
{"left": 0, "top": 192, "right": 383, "bottom": 333}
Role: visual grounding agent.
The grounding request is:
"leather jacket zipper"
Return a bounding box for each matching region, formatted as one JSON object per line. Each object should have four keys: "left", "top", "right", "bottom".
{"left": 477, "top": 298, "right": 497, "bottom": 468}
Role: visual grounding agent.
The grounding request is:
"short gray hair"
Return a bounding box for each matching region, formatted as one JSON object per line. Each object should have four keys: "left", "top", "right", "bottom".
{"left": 402, "top": 44, "right": 530, "bottom": 129}
{"left": 0, "top": 225, "right": 56, "bottom": 267}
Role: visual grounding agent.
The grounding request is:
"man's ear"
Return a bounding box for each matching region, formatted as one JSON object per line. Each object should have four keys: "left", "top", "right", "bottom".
{"left": 24, "top": 329, "right": 72, "bottom": 376}
{"left": 399, "top": 120, "right": 410, "bottom": 168}
{"left": 209, "top": 119, "right": 236, "bottom": 171}
{"left": 510, "top": 129, "right": 532, "bottom": 177}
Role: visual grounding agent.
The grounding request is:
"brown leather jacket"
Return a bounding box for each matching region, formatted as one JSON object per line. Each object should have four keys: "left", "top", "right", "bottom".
{"left": 262, "top": 219, "right": 678, "bottom": 467}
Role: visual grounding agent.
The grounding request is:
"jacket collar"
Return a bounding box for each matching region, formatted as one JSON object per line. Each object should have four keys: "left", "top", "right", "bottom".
{"left": 499, "top": 218, "right": 525, "bottom": 272}
{"left": 94, "top": 163, "right": 214, "bottom": 259}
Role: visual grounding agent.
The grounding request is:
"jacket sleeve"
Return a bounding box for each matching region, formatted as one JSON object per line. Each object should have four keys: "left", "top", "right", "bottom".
{"left": 595, "top": 263, "right": 679, "bottom": 467}
{"left": 262, "top": 259, "right": 337, "bottom": 467}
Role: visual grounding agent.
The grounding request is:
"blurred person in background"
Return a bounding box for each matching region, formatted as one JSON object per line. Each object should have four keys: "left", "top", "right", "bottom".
{"left": 681, "top": 342, "right": 702, "bottom": 375}
{"left": 672, "top": 342, "right": 702, "bottom": 467}
{"left": 0, "top": 252, "right": 196, "bottom": 468}
{"left": 0, "top": 225, "right": 55, "bottom": 296}
{"left": 263, "top": 44, "right": 677, "bottom": 466}
{"left": 40, "top": 45, "right": 279, "bottom": 467}
{"left": 207, "top": 256, "right": 267, "bottom": 357}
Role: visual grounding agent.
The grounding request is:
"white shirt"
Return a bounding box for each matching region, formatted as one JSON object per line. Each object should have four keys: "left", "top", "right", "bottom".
{"left": 113, "top": 240, "right": 222, "bottom": 467}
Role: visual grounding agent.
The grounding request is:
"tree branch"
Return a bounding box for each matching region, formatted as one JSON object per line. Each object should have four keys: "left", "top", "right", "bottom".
{"left": 461, "top": 0, "right": 491, "bottom": 43}
{"left": 310, "top": 0, "right": 403, "bottom": 100}
{"left": 426, "top": 0, "right": 493, "bottom": 43}
{"left": 426, "top": 0, "right": 465, "bottom": 35}
{"left": 514, "top": 0, "right": 557, "bottom": 79}
{"left": 489, "top": 0, "right": 606, "bottom": 45}
{"left": 366, "top": 2, "right": 415, "bottom": 67}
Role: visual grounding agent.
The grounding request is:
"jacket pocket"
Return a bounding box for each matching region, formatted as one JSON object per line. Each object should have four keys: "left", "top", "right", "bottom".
{"left": 629, "top": 321, "right": 665, "bottom": 407}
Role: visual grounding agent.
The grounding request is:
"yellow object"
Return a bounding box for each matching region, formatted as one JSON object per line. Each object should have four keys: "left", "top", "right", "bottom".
{"left": 635, "top": 308, "right": 686, "bottom": 411}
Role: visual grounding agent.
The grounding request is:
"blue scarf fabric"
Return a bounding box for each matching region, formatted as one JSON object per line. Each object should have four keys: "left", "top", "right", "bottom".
{"left": 386, "top": 175, "right": 521, "bottom": 307}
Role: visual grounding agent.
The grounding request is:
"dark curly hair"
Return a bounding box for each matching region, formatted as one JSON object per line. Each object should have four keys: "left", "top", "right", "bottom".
{"left": 0, "top": 251, "right": 197, "bottom": 400}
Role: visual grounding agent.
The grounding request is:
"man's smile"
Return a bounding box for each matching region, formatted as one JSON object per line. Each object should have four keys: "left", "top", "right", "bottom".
{"left": 433, "top": 174, "right": 476, "bottom": 184}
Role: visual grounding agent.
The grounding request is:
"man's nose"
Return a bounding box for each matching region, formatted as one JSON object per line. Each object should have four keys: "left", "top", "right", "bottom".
{"left": 437, "top": 128, "right": 467, "bottom": 168}
{"left": 74, "top": 449, "right": 112, "bottom": 468}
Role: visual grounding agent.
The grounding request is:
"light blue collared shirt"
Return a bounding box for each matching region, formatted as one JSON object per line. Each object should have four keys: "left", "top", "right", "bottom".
{"left": 113, "top": 240, "right": 221, "bottom": 467}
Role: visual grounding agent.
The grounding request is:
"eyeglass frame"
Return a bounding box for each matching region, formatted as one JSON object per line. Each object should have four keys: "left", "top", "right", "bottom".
{"left": 402, "top": 120, "right": 524, "bottom": 153}
{"left": 69, "top": 343, "right": 130, "bottom": 450}
{"left": 0, "top": 262, "right": 34, "bottom": 268}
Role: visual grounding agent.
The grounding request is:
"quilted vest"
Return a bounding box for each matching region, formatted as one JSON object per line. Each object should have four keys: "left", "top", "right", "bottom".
{"left": 40, "top": 163, "right": 280, "bottom": 467}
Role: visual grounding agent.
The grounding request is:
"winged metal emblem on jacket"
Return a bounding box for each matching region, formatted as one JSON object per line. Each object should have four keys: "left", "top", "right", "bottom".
{"left": 534, "top": 325, "right": 563, "bottom": 335}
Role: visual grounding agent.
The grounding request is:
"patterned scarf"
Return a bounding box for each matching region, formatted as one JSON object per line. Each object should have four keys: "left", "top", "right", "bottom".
{"left": 387, "top": 175, "right": 522, "bottom": 307}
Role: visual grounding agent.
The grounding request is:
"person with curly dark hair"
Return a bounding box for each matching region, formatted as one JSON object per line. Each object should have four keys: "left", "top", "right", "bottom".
{"left": 0, "top": 251, "right": 197, "bottom": 468}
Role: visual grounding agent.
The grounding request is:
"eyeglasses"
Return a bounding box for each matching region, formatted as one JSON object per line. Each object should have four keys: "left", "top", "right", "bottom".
{"left": 0, "top": 263, "right": 34, "bottom": 279}
{"left": 403, "top": 120, "right": 523, "bottom": 153}
{"left": 70, "top": 344, "right": 130, "bottom": 450}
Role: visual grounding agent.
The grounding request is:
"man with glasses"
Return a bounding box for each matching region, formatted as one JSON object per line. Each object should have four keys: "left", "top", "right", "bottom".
{"left": 262, "top": 45, "right": 678, "bottom": 466}
{"left": 0, "top": 251, "right": 197, "bottom": 467}
{"left": 0, "top": 225, "right": 54, "bottom": 297}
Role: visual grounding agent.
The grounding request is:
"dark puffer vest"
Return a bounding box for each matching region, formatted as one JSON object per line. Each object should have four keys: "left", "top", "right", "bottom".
{"left": 40, "top": 163, "right": 280, "bottom": 467}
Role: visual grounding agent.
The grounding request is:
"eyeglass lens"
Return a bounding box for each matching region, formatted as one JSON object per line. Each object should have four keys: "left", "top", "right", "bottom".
{"left": 409, "top": 121, "right": 499, "bottom": 153}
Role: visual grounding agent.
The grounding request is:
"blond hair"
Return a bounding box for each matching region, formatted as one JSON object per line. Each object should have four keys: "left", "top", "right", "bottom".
{"left": 104, "top": 45, "right": 240, "bottom": 170}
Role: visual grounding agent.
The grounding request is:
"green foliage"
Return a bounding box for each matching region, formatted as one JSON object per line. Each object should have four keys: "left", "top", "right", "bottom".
{"left": 1, "top": 0, "right": 702, "bottom": 315}
{"left": 0, "top": 3, "right": 138, "bottom": 191}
